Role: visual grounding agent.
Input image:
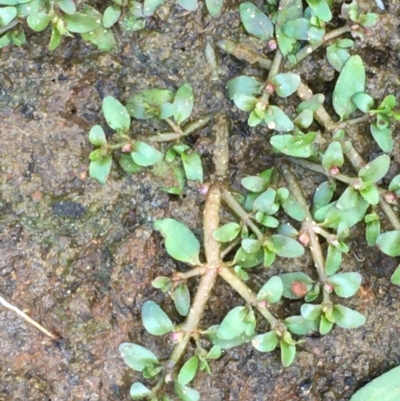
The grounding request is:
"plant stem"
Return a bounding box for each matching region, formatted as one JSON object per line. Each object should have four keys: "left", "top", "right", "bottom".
{"left": 165, "top": 118, "right": 184, "bottom": 135}
{"left": 261, "top": 50, "right": 283, "bottom": 104}
{"left": 218, "top": 267, "right": 278, "bottom": 327}
{"left": 280, "top": 163, "right": 328, "bottom": 282}
{"left": 165, "top": 184, "right": 222, "bottom": 372}
{"left": 174, "top": 267, "right": 207, "bottom": 280}
{"left": 284, "top": 25, "right": 351, "bottom": 70}
{"left": 212, "top": 113, "right": 230, "bottom": 180}
{"left": 0, "top": 294, "right": 58, "bottom": 340}
{"left": 216, "top": 40, "right": 272, "bottom": 70}
{"left": 295, "top": 81, "right": 400, "bottom": 230}
{"left": 221, "top": 188, "right": 264, "bottom": 240}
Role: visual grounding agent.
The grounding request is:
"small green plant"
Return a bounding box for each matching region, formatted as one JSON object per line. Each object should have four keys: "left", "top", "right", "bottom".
{"left": 88, "top": 84, "right": 206, "bottom": 193}
{"left": 0, "top": 0, "right": 225, "bottom": 50}
{"left": 77, "top": 0, "right": 400, "bottom": 399}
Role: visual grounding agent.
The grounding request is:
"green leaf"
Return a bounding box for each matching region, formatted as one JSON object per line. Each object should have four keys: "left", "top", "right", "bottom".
{"left": 352, "top": 92, "right": 374, "bottom": 113}
{"left": 359, "top": 13, "right": 378, "bottom": 27}
{"left": 141, "top": 300, "right": 174, "bottom": 336}
{"left": 333, "top": 305, "right": 365, "bottom": 329}
{"left": 370, "top": 122, "right": 393, "bottom": 153}
{"left": 233, "top": 93, "right": 258, "bottom": 112}
{"left": 359, "top": 184, "right": 380, "bottom": 205}
{"left": 279, "top": 192, "right": 306, "bottom": 221}
{"left": 181, "top": 151, "right": 203, "bottom": 183}
{"left": 89, "top": 157, "right": 112, "bottom": 184}
{"left": 173, "top": 284, "right": 191, "bottom": 317}
{"left": 389, "top": 174, "right": 400, "bottom": 195}
{"left": 307, "top": 0, "right": 332, "bottom": 22}
{"left": 89, "top": 125, "right": 107, "bottom": 146}
{"left": 257, "top": 276, "right": 283, "bottom": 304}
{"left": 205, "top": 0, "right": 223, "bottom": 18}
{"left": 285, "top": 316, "right": 318, "bottom": 335}
{"left": 129, "top": 382, "right": 154, "bottom": 399}
{"left": 217, "top": 306, "right": 253, "bottom": 340}
{"left": 312, "top": 181, "right": 335, "bottom": 214}
{"left": 336, "top": 186, "right": 359, "bottom": 210}
{"left": 293, "top": 109, "right": 313, "bottom": 129}
{"left": 350, "top": 366, "right": 400, "bottom": 401}
{"left": 119, "top": 154, "right": 141, "bottom": 174}
{"left": 143, "top": 0, "right": 165, "bottom": 16}
{"left": 226, "top": 76, "right": 262, "bottom": 99}
{"left": 265, "top": 106, "right": 294, "bottom": 132}
{"left": 296, "top": 94, "right": 325, "bottom": 113}
{"left": 239, "top": 2, "right": 273, "bottom": 40}
{"left": 275, "top": 0, "right": 303, "bottom": 56}
{"left": 241, "top": 176, "right": 268, "bottom": 192}
{"left": 173, "top": 84, "right": 194, "bottom": 125}
{"left": 319, "top": 314, "right": 334, "bottom": 335}
{"left": 280, "top": 341, "right": 296, "bottom": 367}
{"left": 279, "top": 272, "right": 314, "bottom": 299}
{"left": 58, "top": 0, "right": 76, "bottom": 15}
{"left": 322, "top": 141, "right": 344, "bottom": 170}
{"left": 131, "top": 141, "right": 162, "bottom": 166}
{"left": 325, "top": 244, "right": 342, "bottom": 275}
{"left": 358, "top": 154, "right": 390, "bottom": 183}
{"left": 282, "top": 17, "right": 310, "bottom": 40}
{"left": 329, "top": 272, "right": 362, "bottom": 298}
{"left": 253, "top": 188, "right": 277, "bottom": 214}
{"left": 127, "top": 89, "right": 175, "bottom": 119}
{"left": 301, "top": 304, "right": 322, "bottom": 321}
{"left": 326, "top": 44, "right": 350, "bottom": 72}
{"left": 206, "top": 325, "right": 253, "bottom": 349}
{"left": 271, "top": 235, "right": 304, "bottom": 258}
{"left": 206, "top": 345, "right": 221, "bottom": 360}
{"left": 152, "top": 276, "right": 172, "bottom": 291}
{"left": 64, "top": 13, "right": 101, "bottom": 33}
{"left": 270, "top": 73, "right": 301, "bottom": 98}
{"left": 270, "top": 132, "right": 316, "bottom": 157}
{"left": 365, "top": 213, "right": 380, "bottom": 246}
{"left": 119, "top": 343, "right": 159, "bottom": 371}
{"left": 27, "top": 12, "right": 52, "bottom": 32}
{"left": 0, "top": 6, "right": 16, "bottom": 25}
{"left": 174, "top": 382, "right": 200, "bottom": 401}
{"left": 333, "top": 55, "right": 365, "bottom": 120}
{"left": 213, "top": 222, "right": 241, "bottom": 243}
{"left": 48, "top": 26, "right": 62, "bottom": 51}
{"left": 376, "top": 230, "right": 400, "bottom": 257}
{"left": 154, "top": 218, "right": 200, "bottom": 265}
{"left": 102, "top": 5, "right": 121, "bottom": 28}
{"left": 391, "top": 265, "right": 400, "bottom": 286}
{"left": 102, "top": 96, "right": 130, "bottom": 132}
{"left": 251, "top": 331, "right": 277, "bottom": 352}
{"left": 233, "top": 247, "right": 264, "bottom": 268}
{"left": 177, "top": 0, "right": 198, "bottom": 11}
{"left": 178, "top": 356, "right": 199, "bottom": 385}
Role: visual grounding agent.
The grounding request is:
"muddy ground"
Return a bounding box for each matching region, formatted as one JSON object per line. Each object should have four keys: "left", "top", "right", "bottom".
{"left": 1, "top": 0, "right": 400, "bottom": 400}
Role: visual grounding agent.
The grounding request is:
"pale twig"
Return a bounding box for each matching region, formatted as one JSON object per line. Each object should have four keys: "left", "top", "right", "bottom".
{"left": 0, "top": 294, "right": 58, "bottom": 340}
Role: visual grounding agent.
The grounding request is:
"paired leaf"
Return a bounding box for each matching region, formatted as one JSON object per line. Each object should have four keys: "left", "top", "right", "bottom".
{"left": 333, "top": 305, "right": 365, "bottom": 329}
{"left": 270, "top": 73, "right": 300, "bottom": 98}
{"left": 89, "top": 157, "right": 112, "bottom": 184}
{"left": 131, "top": 141, "right": 162, "bottom": 166}
{"left": 252, "top": 331, "right": 278, "bottom": 352}
{"left": 329, "top": 272, "right": 362, "bottom": 298}
{"left": 178, "top": 356, "right": 199, "bottom": 385}
{"left": 205, "top": 0, "right": 223, "bottom": 18}
{"left": 154, "top": 218, "right": 201, "bottom": 265}
{"left": 119, "top": 343, "right": 159, "bottom": 371}
{"left": 333, "top": 55, "right": 365, "bottom": 120}
{"left": 129, "top": 382, "right": 154, "bottom": 399}
{"left": 173, "top": 284, "right": 191, "bottom": 317}
{"left": 89, "top": 125, "right": 107, "bottom": 146}
{"left": 141, "top": 301, "right": 174, "bottom": 335}
{"left": 376, "top": 231, "right": 400, "bottom": 257}
{"left": 173, "top": 84, "right": 194, "bottom": 125}
{"left": 103, "top": 96, "right": 131, "bottom": 132}
{"left": 358, "top": 155, "right": 390, "bottom": 183}
{"left": 257, "top": 276, "right": 283, "bottom": 304}
{"left": 239, "top": 2, "right": 273, "bottom": 40}
{"left": 213, "top": 222, "right": 241, "bottom": 242}
{"left": 270, "top": 132, "right": 317, "bottom": 157}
